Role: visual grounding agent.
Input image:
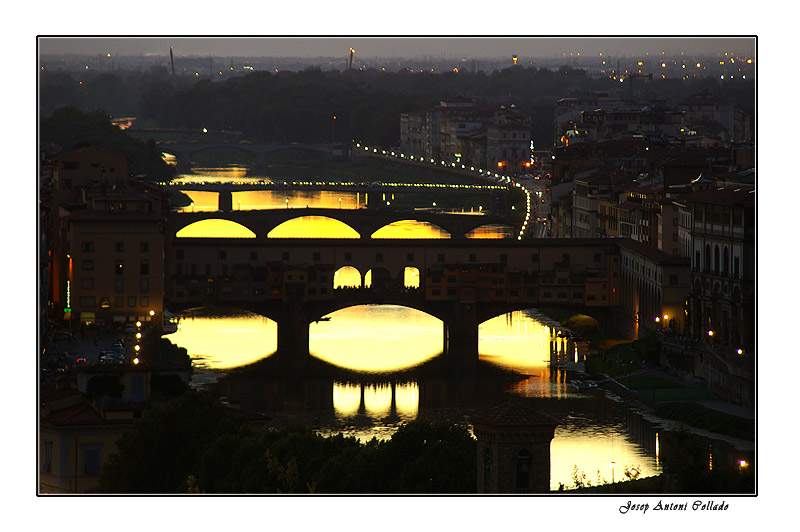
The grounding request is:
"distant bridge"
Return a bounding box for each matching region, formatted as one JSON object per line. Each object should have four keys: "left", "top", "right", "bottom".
{"left": 169, "top": 207, "right": 520, "bottom": 241}
{"left": 157, "top": 142, "right": 336, "bottom": 173}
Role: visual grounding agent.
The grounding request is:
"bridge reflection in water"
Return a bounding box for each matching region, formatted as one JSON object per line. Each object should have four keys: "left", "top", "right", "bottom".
{"left": 168, "top": 305, "right": 663, "bottom": 490}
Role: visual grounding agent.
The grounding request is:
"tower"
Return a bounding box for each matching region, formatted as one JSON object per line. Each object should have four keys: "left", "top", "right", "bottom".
{"left": 471, "top": 399, "right": 559, "bottom": 493}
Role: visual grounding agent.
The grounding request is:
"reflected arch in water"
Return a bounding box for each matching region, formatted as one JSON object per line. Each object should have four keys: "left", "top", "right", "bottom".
{"left": 370, "top": 219, "right": 451, "bottom": 239}
{"left": 333, "top": 265, "right": 363, "bottom": 289}
{"left": 267, "top": 215, "right": 361, "bottom": 238}
{"left": 309, "top": 304, "right": 443, "bottom": 372}
{"left": 175, "top": 219, "right": 257, "bottom": 238}
{"left": 466, "top": 224, "right": 515, "bottom": 239}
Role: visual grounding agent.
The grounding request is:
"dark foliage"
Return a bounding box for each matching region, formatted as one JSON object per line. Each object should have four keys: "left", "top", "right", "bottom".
{"left": 98, "top": 391, "right": 477, "bottom": 494}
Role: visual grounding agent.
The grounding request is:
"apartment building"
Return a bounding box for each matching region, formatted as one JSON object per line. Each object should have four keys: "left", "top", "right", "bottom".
{"left": 683, "top": 187, "right": 755, "bottom": 352}
{"left": 61, "top": 208, "right": 166, "bottom": 326}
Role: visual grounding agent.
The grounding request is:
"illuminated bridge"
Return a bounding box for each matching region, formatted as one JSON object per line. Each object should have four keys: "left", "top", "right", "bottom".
{"left": 165, "top": 209, "right": 624, "bottom": 368}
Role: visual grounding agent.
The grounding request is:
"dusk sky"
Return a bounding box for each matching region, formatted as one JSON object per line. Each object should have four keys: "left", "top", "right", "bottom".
{"left": 38, "top": 36, "right": 755, "bottom": 59}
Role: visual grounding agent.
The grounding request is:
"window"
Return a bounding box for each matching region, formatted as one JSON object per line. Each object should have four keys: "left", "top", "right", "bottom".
{"left": 82, "top": 278, "right": 94, "bottom": 289}
{"left": 140, "top": 241, "right": 149, "bottom": 252}
{"left": 128, "top": 296, "right": 136, "bottom": 307}
{"left": 469, "top": 254, "right": 477, "bottom": 263}
{"left": 140, "top": 296, "right": 149, "bottom": 307}
{"left": 115, "top": 296, "right": 124, "bottom": 307}
{"left": 483, "top": 449, "right": 492, "bottom": 492}
{"left": 250, "top": 251, "right": 258, "bottom": 261}
{"left": 43, "top": 441, "right": 52, "bottom": 473}
{"left": 83, "top": 446, "right": 102, "bottom": 475}
{"left": 115, "top": 261, "right": 124, "bottom": 275}
{"left": 516, "top": 449, "right": 532, "bottom": 490}
{"left": 140, "top": 260, "right": 149, "bottom": 275}
{"left": 140, "top": 278, "right": 149, "bottom": 293}
{"left": 219, "top": 250, "right": 226, "bottom": 260}
{"left": 81, "top": 241, "right": 94, "bottom": 252}
{"left": 82, "top": 260, "right": 94, "bottom": 271}
{"left": 114, "top": 278, "right": 124, "bottom": 293}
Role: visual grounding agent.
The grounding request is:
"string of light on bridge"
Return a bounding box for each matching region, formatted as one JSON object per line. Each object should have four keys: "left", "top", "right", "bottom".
{"left": 158, "top": 142, "right": 534, "bottom": 240}
{"left": 353, "top": 142, "right": 533, "bottom": 240}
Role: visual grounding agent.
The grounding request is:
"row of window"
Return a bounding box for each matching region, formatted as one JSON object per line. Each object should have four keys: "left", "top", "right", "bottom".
{"left": 81, "top": 259, "right": 150, "bottom": 275}
{"left": 78, "top": 295, "right": 150, "bottom": 308}
{"left": 80, "top": 277, "right": 150, "bottom": 293}
{"left": 177, "top": 249, "right": 605, "bottom": 266}
{"left": 82, "top": 241, "right": 150, "bottom": 252}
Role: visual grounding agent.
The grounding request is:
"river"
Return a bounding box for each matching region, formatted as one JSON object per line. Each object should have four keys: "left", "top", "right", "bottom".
{"left": 164, "top": 168, "right": 662, "bottom": 490}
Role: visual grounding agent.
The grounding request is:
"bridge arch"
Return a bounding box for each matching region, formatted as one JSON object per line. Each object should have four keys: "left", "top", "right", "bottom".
{"left": 370, "top": 220, "right": 451, "bottom": 239}
{"left": 175, "top": 218, "right": 257, "bottom": 238}
{"left": 267, "top": 215, "right": 361, "bottom": 239}
{"left": 333, "top": 265, "right": 363, "bottom": 288}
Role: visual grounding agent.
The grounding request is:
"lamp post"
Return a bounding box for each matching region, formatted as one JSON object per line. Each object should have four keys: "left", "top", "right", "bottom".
{"left": 331, "top": 115, "right": 336, "bottom": 146}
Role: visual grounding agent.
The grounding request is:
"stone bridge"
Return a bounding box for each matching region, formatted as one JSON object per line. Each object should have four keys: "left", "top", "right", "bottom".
{"left": 166, "top": 231, "right": 625, "bottom": 369}
{"left": 169, "top": 208, "right": 521, "bottom": 241}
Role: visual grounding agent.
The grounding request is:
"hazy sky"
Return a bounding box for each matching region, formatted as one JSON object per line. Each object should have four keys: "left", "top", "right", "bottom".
{"left": 37, "top": 36, "right": 755, "bottom": 59}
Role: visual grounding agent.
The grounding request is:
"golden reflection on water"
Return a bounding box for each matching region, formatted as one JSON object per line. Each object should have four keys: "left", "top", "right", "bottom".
{"left": 176, "top": 190, "right": 362, "bottom": 212}
{"left": 267, "top": 216, "right": 361, "bottom": 238}
{"left": 371, "top": 220, "right": 450, "bottom": 239}
{"left": 309, "top": 305, "right": 442, "bottom": 372}
{"left": 465, "top": 224, "right": 515, "bottom": 239}
{"left": 332, "top": 381, "right": 419, "bottom": 419}
{"left": 549, "top": 423, "right": 661, "bottom": 490}
{"left": 167, "top": 311, "right": 276, "bottom": 369}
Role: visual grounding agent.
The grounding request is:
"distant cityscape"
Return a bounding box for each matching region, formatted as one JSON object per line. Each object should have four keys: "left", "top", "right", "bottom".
{"left": 40, "top": 50, "right": 755, "bottom": 81}
{"left": 38, "top": 38, "right": 756, "bottom": 496}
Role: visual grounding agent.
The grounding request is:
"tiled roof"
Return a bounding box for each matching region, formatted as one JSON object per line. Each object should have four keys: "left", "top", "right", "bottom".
{"left": 471, "top": 400, "right": 559, "bottom": 428}
{"left": 42, "top": 403, "right": 104, "bottom": 426}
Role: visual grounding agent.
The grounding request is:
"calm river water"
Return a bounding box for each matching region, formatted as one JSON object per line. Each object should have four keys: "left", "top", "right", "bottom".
{"left": 164, "top": 168, "right": 662, "bottom": 490}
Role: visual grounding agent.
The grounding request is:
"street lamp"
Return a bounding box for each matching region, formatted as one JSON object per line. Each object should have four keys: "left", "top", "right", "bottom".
{"left": 610, "top": 462, "right": 616, "bottom": 483}
{"left": 332, "top": 115, "right": 336, "bottom": 146}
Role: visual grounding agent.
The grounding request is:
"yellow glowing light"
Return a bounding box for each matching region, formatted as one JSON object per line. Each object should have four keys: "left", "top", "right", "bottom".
{"left": 309, "top": 305, "right": 442, "bottom": 372}
{"left": 268, "top": 216, "right": 360, "bottom": 238}
{"left": 371, "top": 220, "right": 450, "bottom": 239}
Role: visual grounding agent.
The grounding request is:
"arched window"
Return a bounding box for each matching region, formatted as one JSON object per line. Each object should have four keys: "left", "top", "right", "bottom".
{"left": 723, "top": 247, "right": 729, "bottom": 276}
{"left": 516, "top": 449, "right": 532, "bottom": 490}
{"left": 483, "top": 449, "right": 492, "bottom": 492}
{"left": 704, "top": 244, "right": 711, "bottom": 273}
{"left": 714, "top": 245, "right": 720, "bottom": 274}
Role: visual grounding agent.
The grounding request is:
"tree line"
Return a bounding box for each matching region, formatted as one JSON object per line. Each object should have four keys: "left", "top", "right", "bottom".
{"left": 98, "top": 390, "right": 477, "bottom": 494}
{"left": 40, "top": 66, "right": 755, "bottom": 151}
